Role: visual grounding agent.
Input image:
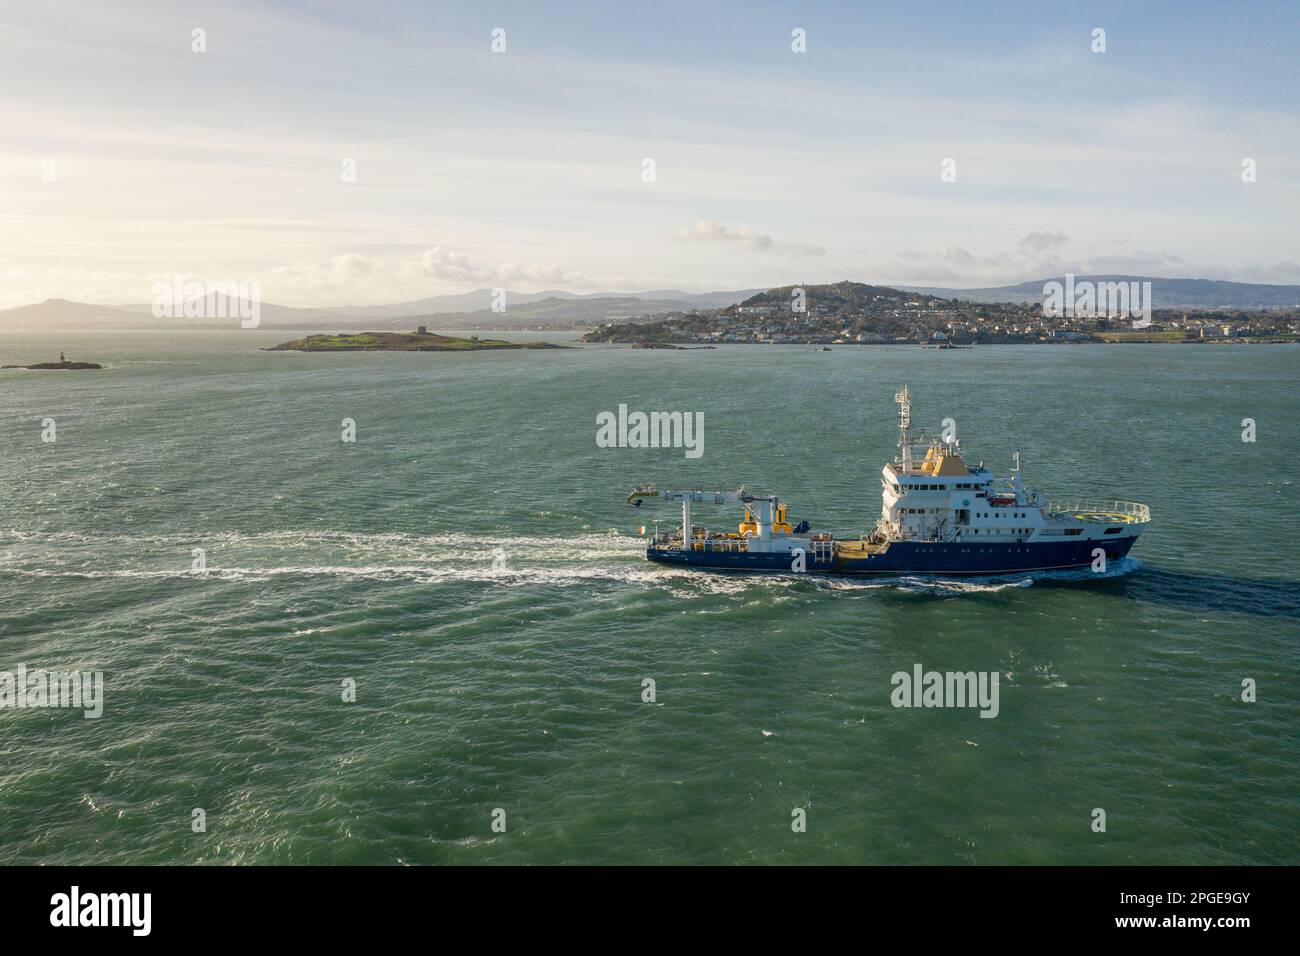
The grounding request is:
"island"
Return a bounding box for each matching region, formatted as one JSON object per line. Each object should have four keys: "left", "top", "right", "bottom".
{"left": 631, "top": 342, "right": 716, "bottom": 350}
{"left": 2, "top": 360, "right": 103, "bottom": 370}
{"left": 263, "top": 330, "right": 566, "bottom": 352}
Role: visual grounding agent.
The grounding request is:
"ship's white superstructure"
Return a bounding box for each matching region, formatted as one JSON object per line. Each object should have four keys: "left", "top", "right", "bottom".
{"left": 877, "top": 386, "right": 1149, "bottom": 548}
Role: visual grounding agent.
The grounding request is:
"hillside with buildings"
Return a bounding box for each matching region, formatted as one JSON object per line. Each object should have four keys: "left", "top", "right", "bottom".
{"left": 582, "top": 281, "right": 1300, "bottom": 346}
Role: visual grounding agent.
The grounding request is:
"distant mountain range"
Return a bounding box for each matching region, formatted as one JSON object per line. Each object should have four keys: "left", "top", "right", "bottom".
{"left": 897, "top": 276, "right": 1300, "bottom": 309}
{"left": 2, "top": 277, "right": 1296, "bottom": 331}
{"left": 0, "top": 297, "right": 348, "bottom": 331}
{"left": 318, "top": 287, "right": 759, "bottom": 319}
{"left": 0, "top": 289, "right": 760, "bottom": 331}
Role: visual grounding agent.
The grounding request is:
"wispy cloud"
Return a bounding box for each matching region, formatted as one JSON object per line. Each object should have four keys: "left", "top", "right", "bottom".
{"left": 677, "top": 221, "right": 825, "bottom": 258}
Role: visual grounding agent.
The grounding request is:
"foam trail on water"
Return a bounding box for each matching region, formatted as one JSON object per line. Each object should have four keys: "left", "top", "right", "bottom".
{"left": 0, "top": 530, "right": 1143, "bottom": 596}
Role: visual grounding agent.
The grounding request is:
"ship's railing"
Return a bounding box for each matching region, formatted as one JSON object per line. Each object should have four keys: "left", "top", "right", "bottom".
{"left": 695, "top": 538, "right": 748, "bottom": 553}
{"left": 648, "top": 533, "right": 749, "bottom": 552}
{"left": 1043, "top": 499, "right": 1151, "bottom": 522}
{"left": 884, "top": 527, "right": 953, "bottom": 543}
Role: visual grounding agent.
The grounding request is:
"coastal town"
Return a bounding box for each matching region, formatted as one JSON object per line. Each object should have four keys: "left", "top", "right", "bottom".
{"left": 581, "top": 281, "right": 1300, "bottom": 346}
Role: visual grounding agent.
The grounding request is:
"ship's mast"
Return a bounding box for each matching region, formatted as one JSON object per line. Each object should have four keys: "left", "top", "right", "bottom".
{"left": 895, "top": 385, "right": 912, "bottom": 473}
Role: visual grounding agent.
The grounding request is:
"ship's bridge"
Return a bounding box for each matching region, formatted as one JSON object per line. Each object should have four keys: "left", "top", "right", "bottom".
{"left": 885, "top": 442, "right": 989, "bottom": 484}
{"left": 920, "top": 445, "right": 972, "bottom": 477}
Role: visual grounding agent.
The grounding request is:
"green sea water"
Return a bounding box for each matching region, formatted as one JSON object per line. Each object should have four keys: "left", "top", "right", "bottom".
{"left": 1, "top": 330, "right": 1297, "bottom": 865}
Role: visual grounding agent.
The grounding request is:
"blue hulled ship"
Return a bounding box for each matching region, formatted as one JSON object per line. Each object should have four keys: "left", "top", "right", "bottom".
{"left": 628, "top": 387, "right": 1150, "bottom": 578}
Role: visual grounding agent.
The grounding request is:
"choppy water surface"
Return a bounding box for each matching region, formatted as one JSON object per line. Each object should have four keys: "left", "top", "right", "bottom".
{"left": 1, "top": 331, "right": 1296, "bottom": 864}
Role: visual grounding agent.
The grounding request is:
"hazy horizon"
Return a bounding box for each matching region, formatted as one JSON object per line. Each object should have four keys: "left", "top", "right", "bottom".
{"left": 10, "top": 272, "right": 1300, "bottom": 317}
{"left": 3, "top": 0, "right": 1298, "bottom": 310}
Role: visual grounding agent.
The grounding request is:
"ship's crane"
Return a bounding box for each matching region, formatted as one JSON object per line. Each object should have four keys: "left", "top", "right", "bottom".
{"left": 627, "top": 485, "right": 779, "bottom": 544}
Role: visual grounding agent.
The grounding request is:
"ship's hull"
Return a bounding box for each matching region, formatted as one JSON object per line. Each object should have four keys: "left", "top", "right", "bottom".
{"left": 647, "top": 535, "right": 1138, "bottom": 577}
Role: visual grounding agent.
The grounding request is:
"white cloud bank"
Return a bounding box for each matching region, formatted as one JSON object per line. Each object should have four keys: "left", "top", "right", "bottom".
{"left": 0, "top": 248, "right": 691, "bottom": 310}
{"left": 871, "top": 234, "right": 1300, "bottom": 288}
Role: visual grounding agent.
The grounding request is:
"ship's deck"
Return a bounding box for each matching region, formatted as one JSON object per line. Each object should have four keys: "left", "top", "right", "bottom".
{"left": 1043, "top": 499, "right": 1151, "bottom": 524}
{"left": 1063, "top": 511, "right": 1144, "bottom": 524}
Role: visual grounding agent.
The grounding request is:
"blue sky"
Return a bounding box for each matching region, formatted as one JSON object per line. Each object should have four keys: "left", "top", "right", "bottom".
{"left": 1, "top": 0, "right": 1297, "bottom": 307}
